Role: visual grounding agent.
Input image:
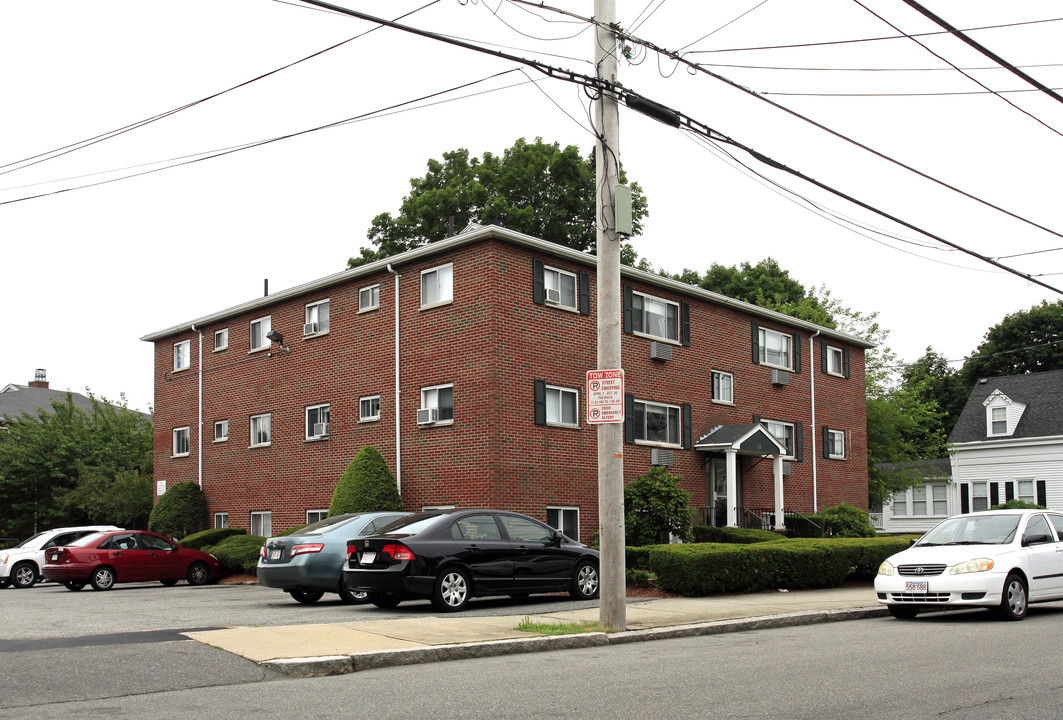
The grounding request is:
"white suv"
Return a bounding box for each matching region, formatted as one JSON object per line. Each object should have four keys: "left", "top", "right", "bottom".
{"left": 0, "top": 525, "right": 120, "bottom": 588}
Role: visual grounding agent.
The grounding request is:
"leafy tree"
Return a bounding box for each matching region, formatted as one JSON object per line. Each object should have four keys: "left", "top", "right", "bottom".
{"left": 900, "top": 347, "right": 968, "bottom": 439}
{"left": 329, "top": 446, "right": 403, "bottom": 515}
{"left": 65, "top": 466, "right": 154, "bottom": 530}
{"left": 818, "top": 503, "right": 875, "bottom": 538}
{"left": 149, "top": 482, "right": 208, "bottom": 538}
{"left": 624, "top": 466, "right": 692, "bottom": 546}
{"left": 961, "top": 300, "right": 1063, "bottom": 385}
{"left": 350, "top": 138, "right": 648, "bottom": 266}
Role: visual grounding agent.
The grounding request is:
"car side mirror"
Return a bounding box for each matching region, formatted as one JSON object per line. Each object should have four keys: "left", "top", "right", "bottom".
{"left": 1023, "top": 533, "right": 1049, "bottom": 547}
{"left": 551, "top": 530, "right": 564, "bottom": 546}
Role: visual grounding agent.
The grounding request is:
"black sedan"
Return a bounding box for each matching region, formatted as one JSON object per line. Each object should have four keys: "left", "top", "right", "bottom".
{"left": 342, "top": 509, "right": 600, "bottom": 612}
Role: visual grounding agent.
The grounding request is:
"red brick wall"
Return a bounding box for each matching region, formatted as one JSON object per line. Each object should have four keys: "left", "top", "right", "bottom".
{"left": 151, "top": 236, "right": 868, "bottom": 541}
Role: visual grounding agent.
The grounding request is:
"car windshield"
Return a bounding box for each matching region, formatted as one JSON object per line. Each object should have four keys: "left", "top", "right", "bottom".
{"left": 14, "top": 531, "right": 48, "bottom": 548}
{"left": 295, "top": 514, "right": 361, "bottom": 535}
{"left": 68, "top": 532, "right": 108, "bottom": 548}
{"left": 918, "top": 514, "right": 1021, "bottom": 546}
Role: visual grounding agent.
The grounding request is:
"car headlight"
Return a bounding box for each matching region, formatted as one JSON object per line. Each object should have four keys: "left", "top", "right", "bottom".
{"left": 878, "top": 560, "right": 895, "bottom": 576}
{"left": 950, "top": 558, "right": 994, "bottom": 575}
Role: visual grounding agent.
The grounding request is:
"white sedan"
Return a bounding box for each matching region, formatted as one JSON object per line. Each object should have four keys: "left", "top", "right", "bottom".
{"left": 0, "top": 525, "right": 119, "bottom": 588}
{"left": 876, "top": 509, "right": 1063, "bottom": 620}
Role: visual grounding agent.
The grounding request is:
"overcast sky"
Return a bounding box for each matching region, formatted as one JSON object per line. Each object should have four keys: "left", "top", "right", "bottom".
{"left": 3, "top": 0, "right": 1061, "bottom": 413}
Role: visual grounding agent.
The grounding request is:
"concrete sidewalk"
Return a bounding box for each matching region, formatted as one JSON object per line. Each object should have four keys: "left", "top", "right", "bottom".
{"left": 184, "top": 585, "right": 886, "bottom": 676}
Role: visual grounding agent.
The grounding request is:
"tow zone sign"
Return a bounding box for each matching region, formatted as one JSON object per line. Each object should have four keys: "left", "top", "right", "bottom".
{"left": 586, "top": 369, "right": 625, "bottom": 424}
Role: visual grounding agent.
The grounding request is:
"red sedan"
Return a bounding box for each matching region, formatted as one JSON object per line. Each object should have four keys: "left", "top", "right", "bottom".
{"left": 42, "top": 530, "right": 220, "bottom": 591}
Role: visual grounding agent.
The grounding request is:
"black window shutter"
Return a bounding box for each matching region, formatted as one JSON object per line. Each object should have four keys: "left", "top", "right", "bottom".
{"left": 624, "top": 393, "right": 635, "bottom": 443}
{"left": 579, "top": 272, "right": 590, "bottom": 315}
{"left": 1004, "top": 483, "right": 1015, "bottom": 503}
{"left": 682, "top": 403, "right": 692, "bottom": 449}
{"left": 961, "top": 484, "right": 970, "bottom": 514}
{"left": 794, "top": 422, "right": 804, "bottom": 461}
{"left": 681, "top": 302, "right": 691, "bottom": 347}
{"left": 532, "top": 259, "right": 545, "bottom": 305}
{"left": 843, "top": 348, "right": 851, "bottom": 379}
{"left": 820, "top": 339, "right": 828, "bottom": 373}
{"left": 753, "top": 413, "right": 762, "bottom": 425}
{"left": 1037, "top": 480, "right": 1047, "bottom": 506}
{"left": 752, "top": 322, "right": 761, "bottom": 364}
{"left": 822, "top": 425, "right": 830, "bottom": 459}
{"left": 622, "top": 285, "right": 633, "bottom": 334}
{"left": 793, "top": 333, "right": 802, "bottom": 373}
{"left": 533, "top": 379, "right": 546, "bottom": 426}
{"left": 989, "top": 483, "right": 1000, "bottom": 507}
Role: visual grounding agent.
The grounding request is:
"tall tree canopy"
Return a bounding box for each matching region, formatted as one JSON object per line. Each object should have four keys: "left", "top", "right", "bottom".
{"left": 960, "top": 299, "right": 1063, "bottom": 385}
{"left": 349, "top": 137, "right": 648, "bottom": 267}
{"left": 901, "top": 347, "right": 968, "bottom": 439}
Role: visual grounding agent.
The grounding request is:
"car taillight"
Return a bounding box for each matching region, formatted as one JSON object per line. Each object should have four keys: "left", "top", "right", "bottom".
{"left": 260, "top": 546, "right": 267, "bottom": 559}
{"left": 346, "top": 545, "right": 357, "bottom": 561}
{"left": 382, "top": 543, "right": 415, "bottom": 561}
{"left": 289, "top": 543, "right": 324, "bottom": 557}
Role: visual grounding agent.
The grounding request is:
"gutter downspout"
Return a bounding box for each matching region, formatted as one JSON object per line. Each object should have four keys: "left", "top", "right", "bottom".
{"left": 388, "top": 264, "right": 401, "bottom": 495}
{"left": 190, "top": 324, "right": 204, "bottom": 489}
{"left": 809, "top": 330, "right": 820, "bottom": 511}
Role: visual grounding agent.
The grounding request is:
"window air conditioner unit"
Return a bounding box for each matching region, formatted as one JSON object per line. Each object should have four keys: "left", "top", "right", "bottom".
{"left": 416, "top": 408, "right": 438, "bottom": 425}
{"left": 545, "top": 288, "right": 561, "bottom": 304}
{"left": 313, "top": 422, "right": 329, "bottom": 436}
{"left": 783, "top": 461, "right": 792, "bottom": 476}
{"left": 649, "top": 341, "right": 673, "bottom": 361}
{"left": 771, "top": 369, "right": 789, "bottom": 386}
{"left": 303, "top": 322, "right": 319, "bottom": 336}
{"left": 651, "top": 447, "right": 674, "bottom": 466}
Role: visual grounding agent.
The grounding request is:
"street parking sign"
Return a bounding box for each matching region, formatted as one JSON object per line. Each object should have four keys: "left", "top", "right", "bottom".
{"left": 586, "top": 369, "right": 625, "bottom": 424}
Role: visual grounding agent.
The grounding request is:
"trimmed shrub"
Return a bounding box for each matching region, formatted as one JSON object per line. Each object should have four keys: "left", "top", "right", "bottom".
{"left": 624, "top": 466, "right": 693, "bottom": 545}
{"left": 989, "top": 499, "right": 1045, "bottom": 511}
{"left": 626, "top": 544, "right": 662, "bottom": 571}
{"left": 329, "top": 446, "right": 403, "bottom": 515}
{"left": 819, "top": 503, "right": 876, "bottom": 538}
{"left": 693, "top": 526, "right": 783, "bottom": 544}
{"left": 149, "top": 482, "right": 208, "bottom": 538}
{"left": 179, "top": 527, "right": 247, "bottom": 551}
{"left": 207, "top": 534, "right": 266, "bottom": 575}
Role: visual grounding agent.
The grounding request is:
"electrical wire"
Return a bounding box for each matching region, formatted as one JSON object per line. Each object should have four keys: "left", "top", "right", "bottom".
{"left": 676, "top": 0, "right": 772, "bottom": 52}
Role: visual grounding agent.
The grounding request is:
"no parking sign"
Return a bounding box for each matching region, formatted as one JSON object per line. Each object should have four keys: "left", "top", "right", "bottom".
{"left": 586, "top": 369, "right": 624, "bottom": 424}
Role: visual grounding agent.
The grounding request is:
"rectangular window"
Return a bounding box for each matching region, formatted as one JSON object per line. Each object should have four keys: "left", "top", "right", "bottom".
{"left": 250, "top": 316, "right": 271, "bottom": 352}
{"left": 546, "top": 386, "right": 579, "bottom": 426}
{"left": 214, "top": 329, "right": 229, "bottom": 352}
{"left": 421, "top": 384, "right": 454, "bottom": 422}
{"left": 306, "top": 509, "right": 328, "bottom": 524}
{"left": 912, "top": 485, "right": 928, "bottom": 516}
{"left": 932, "top": 484, "right": 948, "bottom": 515}
{"left": 547, "top": 507, "right": 580, "bottom": 540}
{"left": 633, "top": 399, "right": 681, "bottom": 446}
{"left": 173, "top": 427, "right": 190, "bottom": 457}
{"left": 421, "top": 263, "right": 453, "bottom": 308}
{"left": 1017, "top": 479, "right": 1036, "bottom": 505}
{"left": 759, "top": 328, "right": 793, "bottom": 369}
{"left": 891, "top": 491, "right": 908, "bottom": 517}
{"left": 764, "top": 420, "right": 795, "bottom": 458}
{"left": 214, "top": 420, "right": 229, "bottom": 442}
{"left": 174, "top": 340, "right": 190, "bottom": 371}
{"left": 306, "top": 404, "right": 330, "bottom": 439}
{"left": 631, "top": 291, "right": 679, "bottom": 342}
{"left": 214, "top": 512, "right": 229, "bottom": 529}
{"left": 971, "top": 482, "right": 989, "bottom": 512}
{"left": 826, "top": 346, "right": 845, "bottom": 376}
{"left": 360, "top": 395, "right": 381, "bottom": 422}
{"left": 544, "top": 266, "right": 578, "bottom": 310}
{"left": 990, "top": 406, "right": 1007, "bottom": 435}
{"left": 251, "top": 511, "right": 272, "bottom": 538}
{"left": 250, "top": 413, "right": 271, "bottom": 447}
{"left": 304, "top": 299, "right": 330, "bottom": 336}
{"left": 712, "top": 371, "right": 733, "bottom": 404}
{"left": 359, "top": 284, "right": 380, "bottom": 312}
{"left": 827, "top": 429, "right": 845, "bottom": 459}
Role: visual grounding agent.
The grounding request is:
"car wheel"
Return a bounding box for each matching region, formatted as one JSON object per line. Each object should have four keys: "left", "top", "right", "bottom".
{"left": 64, "top": 581, "right": 86, "bottom": 591}
{"left": 186, "top": 561, "right": 211, "bottom": 586}
{"left": 11, "top": 562, "right": 38, "bottom": 589}
{"left": 90, "top": 566, "right": 116, "bottom": 591}
{"left": 570, "top": 560, "right": 600, "bottom": 601}
{"left": 160, "top": 579, "right": 179, "bottom": 586}
{"left": 998, "top": 572, "right": 1028, "bottom": 621}
{"left": 289, "top": 589, "right": 325, "bottom": 604}
{"left": 338, "top": 579, "right": 369, "bottom": 605}
{"left": 432, "top": 567, "right": 471, "bottom": 612}
{"left": 888, "top": 605, "right": 919, "bottom": 619}
{"left": 369, "top": 593, "right": 402, "bottom": 608}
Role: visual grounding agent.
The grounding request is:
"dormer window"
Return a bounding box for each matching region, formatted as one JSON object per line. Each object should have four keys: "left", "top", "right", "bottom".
{"left": 990, "top": 407, "right": 1007, "bottom": 435}
{"left": 983, "top": 389, "right": 1025, "bottom": 438}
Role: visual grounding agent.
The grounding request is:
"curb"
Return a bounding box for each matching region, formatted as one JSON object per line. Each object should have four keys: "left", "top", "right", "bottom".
{"left": 261, "top": 606, "right": 888, "bottom": 677}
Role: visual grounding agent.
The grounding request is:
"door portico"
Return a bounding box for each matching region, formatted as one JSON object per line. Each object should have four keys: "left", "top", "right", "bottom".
{"left": 695, "top": 423, "right": 787, "bottom": 529}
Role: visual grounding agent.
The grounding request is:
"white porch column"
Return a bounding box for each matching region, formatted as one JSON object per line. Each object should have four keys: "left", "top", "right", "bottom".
{"left": 726, "top": 449, "right": 739, "bottom": 527}
{"left": 773, "top": 455, "right": 785, "bottom": 530}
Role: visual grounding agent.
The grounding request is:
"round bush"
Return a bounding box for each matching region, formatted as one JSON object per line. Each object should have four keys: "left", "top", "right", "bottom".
{"left": 329, "top": 446, "right": 403, "bottom": 515}
{"left": 149, "top": 482, "right": 208, "bottom": 538}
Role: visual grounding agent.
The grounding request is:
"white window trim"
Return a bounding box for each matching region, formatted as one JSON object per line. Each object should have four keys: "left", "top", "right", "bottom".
{"left": 633, "top": 399, "right": 683, "bottom": 448}
{"left": 250, "top": 316, "right": 271, "bottom": 353}
{"left": 306, "top": 509, "right": 328, "bottom": 524}
{"left": 250, "top": 413, "right": 271, "bottom": 448}
{"left": 543, "top": 265, "right": 578, "bottom": 311}
{"left": 172, "top": 427, "right": 190, "bottom": 457}
{"left": 759, "top": 328, "right": 793, "bottom": 371}
{"left": 214, "top": 420, "right": 229, "bottom": 443}
{"left": 251, "top": 511, "right": 272, "bottom": 538}
{"left": 547, "top": 506, "right": 580, "bottom": 540}
{"left": 304, "top": 299, "right": 330, "bottom": 337}
{"left": 360, "top": 395, "right": 381, "bottom": 422}
{"left": 174, "top": 340, "right": 191, "bottom": 372}
{"left": 712, "top": 370, "right": 734, "bottom": 405}
{"left": 891, "top": 482, "right": 949, "bottom": 518}
{"left": 987, "top": 405, "right": 1009, "bottom": 437}
{"left": 214, "top": 329, "right": 229, "bottom": 352}
{"left": 306, "top": 403, "right": 331, "bottom": 440}
{"left": 826, "top": 345, "right": 845, "bottom": 377}
{"left": 359, "top": 284, "right": 381, "bottom": 313}
{"left": 545, "top": 385, "right": 580, "bottom": 427}
{"left": 421, "top": 383, "right": 454, "bottom": 424}
{"left": 420, "top": 263, "right": 454, "bottom": 309}
{"left": 827, "top": 428, "right": 845, "bottom": 459}
{"left": 763, "top": 419, "right": 795, "bottom": 460}
{"left": 214, "top": 512, "right": 229, "bottom": 529}
{"left": 632, "top": 290, "right": 680, "bottom": 343}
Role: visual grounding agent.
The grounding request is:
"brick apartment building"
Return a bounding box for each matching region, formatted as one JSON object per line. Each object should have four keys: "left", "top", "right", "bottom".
{"left": 142, "top": 225, "right": 871, "bottom": 542}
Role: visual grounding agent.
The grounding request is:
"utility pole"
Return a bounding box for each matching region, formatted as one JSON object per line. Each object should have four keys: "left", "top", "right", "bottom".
{"left": 594, "top": 0, "right": 626, "bottom": 632}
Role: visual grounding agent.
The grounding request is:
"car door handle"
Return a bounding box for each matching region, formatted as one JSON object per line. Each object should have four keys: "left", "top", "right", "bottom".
{"left": 516, "top": 545, "right": 529, "bottom": 554}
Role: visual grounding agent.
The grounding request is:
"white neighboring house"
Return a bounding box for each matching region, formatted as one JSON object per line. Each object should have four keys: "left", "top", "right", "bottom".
{"left": 878, "top": 458, "right": 955, "bottom": 534}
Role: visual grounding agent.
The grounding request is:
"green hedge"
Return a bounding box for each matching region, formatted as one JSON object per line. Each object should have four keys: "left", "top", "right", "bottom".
{"left": 179, "top": 527, "right": 247, "bottom": 551}
{"left": 205, "top": 534, "right": 266, "bottom": 575}
{"left": 643, "top": 536, "right": 913, "bottom": 596}
{"left": 692, "top": 526, "right": 784, "bottom": 544}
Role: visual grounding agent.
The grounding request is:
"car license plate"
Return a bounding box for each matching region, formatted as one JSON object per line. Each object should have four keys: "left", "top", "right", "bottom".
{"left": 360, "top": 551, "right": 376, "bottom": 565}
{"left": 905, "top": 580, "right": 928, "bottom": 594}
{"left": 270, "top": 549, "right": 281, "bottom": 561}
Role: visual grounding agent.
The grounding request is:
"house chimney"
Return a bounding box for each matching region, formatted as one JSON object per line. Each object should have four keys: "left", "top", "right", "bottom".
{"left": 29, "top": 368, "right": 48, "bottom": 389}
